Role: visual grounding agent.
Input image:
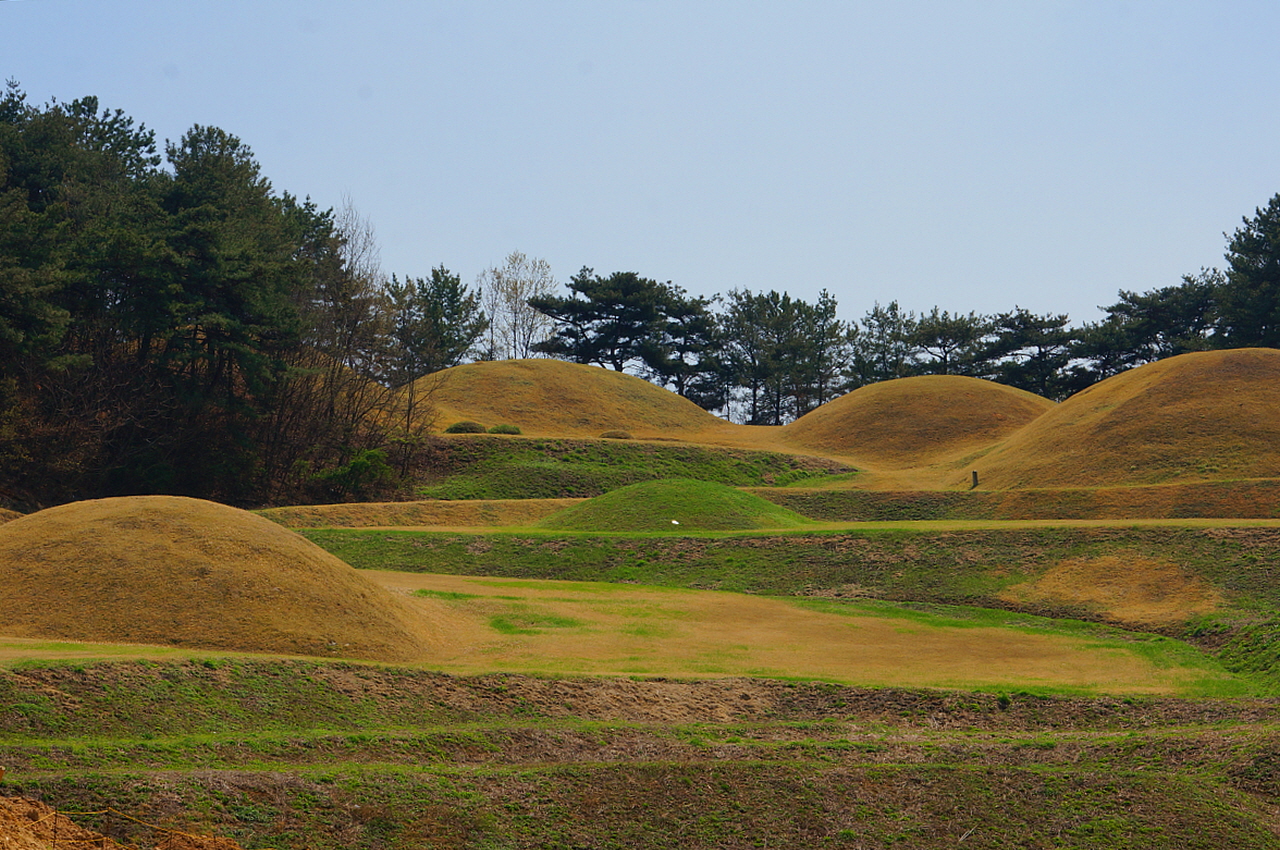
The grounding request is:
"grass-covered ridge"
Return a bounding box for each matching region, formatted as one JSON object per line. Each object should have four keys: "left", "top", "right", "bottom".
{"left": 538, "top": 478, "right": 812, "bottom": 532}
{"left": 414, "top": 435, "right": 851, "bottom": 499}
{"left": 301, "top": 523, "right": 1280, "bottom": 691}
{"left": 3, "top": 660, "right": 1278, "bottom": 849}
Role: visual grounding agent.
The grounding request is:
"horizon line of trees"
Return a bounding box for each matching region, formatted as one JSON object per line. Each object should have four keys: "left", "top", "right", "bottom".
{"left": 3, "top": 83, "right": 1279, "bottom": 504}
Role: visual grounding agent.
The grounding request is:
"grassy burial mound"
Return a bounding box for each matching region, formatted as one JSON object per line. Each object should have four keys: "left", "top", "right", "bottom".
{"left": 421, "top": 358, "right": 724, "bottom": 439}
{"left": 782, "top": 375, "right": 1054, "bottom": 469}
{"left": 977, "top": 348, "right": 1280, "bottom": 489}
{"left": 0, "top": 496, "right": 453, "bottom": 661}
{"left": 539, "top": 478, "right": 811, "bottom": 532}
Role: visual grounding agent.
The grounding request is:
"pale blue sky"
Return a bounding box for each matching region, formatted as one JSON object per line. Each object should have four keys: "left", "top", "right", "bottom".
{"left": 5, "top": 0, "right": 1279, "bottom": 325}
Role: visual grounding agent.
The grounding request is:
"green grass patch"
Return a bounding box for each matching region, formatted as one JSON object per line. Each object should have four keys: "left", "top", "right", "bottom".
{"left": 488, "top": 612, "right": 584, "bottom": 634}
{"left": 411, "top": 589, "right": 479, "bottom": 601}
{"left": 415, "top": 436, "right": 851, "bottom": 499}
{"left": 539, "top": 478, "right": 813, "bottom": 532}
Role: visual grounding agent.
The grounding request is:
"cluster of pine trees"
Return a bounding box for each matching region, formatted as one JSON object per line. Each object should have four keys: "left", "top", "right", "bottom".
{"left": 0, "top": 85, "right": 485, "bottom": 506}
{"left": 3, "top": 84, "right": 1278, "bottom": 505}
{"left": 523, "top": 221, "right": 1277, "bottom": 425}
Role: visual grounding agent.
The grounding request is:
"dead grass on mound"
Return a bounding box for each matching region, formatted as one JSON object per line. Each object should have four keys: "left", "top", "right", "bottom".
{"left": 421, "top": 359, "right": 725, "bottom": 439}
{"left": 1000, "top": 553, "right": 1223, "bottom": 627}
{"left": 781, "top": 375, "right": 1054, "bottom": 469}
{"left": 0, "top": 496, "right": 462, "bottom": 662}
{"left": 259, "top": 498, "right": 581, "bottom": 529}
{"left": 0, "top": 509, "right": 20, "bottom": 524}
{"left": 976, "top": 349, "right": 1280, "bottom": 489}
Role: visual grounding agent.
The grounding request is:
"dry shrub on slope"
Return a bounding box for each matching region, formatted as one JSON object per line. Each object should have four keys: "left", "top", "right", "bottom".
{"left": 421, "top": 359, "right": 723, "bottom": 439}
{"left": 782, "top": 375, "right": 1054, "bottom": 468}
{"left": 0, "top": 496, "right": 454, "bottom": 661}
{"left": 976, "top": 348, "right": 1280, "bottom": 489}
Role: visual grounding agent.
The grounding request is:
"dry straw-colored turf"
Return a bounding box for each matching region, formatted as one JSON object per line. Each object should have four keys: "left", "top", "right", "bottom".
{"left": 999, "top": 553, "right": 1224, "bottom": 627}
{"left": 780, "top": 375, "right": 1054, "bottom": 468}
{"left": 422, "top": 358, "right": 725, "bottom": 439}
{"left": 364, "top": 572, "right": 1229, "bottom": 694}
{"left": 973, "top": 348, "right": 1280, "bottom": 489}
{"left": 0, "top": 496, "right": 462, "bottom": 662}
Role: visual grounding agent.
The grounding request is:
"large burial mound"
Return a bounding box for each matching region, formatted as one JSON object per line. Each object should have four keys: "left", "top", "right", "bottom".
{"left": 782, "top": 375, "right": 1054, "bottom": 468}
{"left": 975, "top": 348, "right": 1280, "bottom": 489}
{"left": 422, "top": 358, "right": 724, "bottom": 439}
{"left": 540, "top": 478, "right": 811, "bottom": 532}
{"left": 0, "top": 496, "right": 451, "bottom": 661}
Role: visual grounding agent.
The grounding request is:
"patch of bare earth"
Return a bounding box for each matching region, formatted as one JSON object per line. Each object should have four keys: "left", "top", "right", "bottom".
{"left": 0, "top": 793, "right": 245, "bottom": 850}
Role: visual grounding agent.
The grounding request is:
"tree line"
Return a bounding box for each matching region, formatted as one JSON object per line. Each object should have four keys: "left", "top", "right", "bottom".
{"left": 3, "top": 84, "right": 1278, "bottom": 505}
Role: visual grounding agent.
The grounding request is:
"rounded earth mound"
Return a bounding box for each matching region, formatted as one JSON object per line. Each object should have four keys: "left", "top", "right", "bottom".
{"left": 539, "top": 478, "right": 811, "bottom": 532}
{"left": 782, "top": 375, "right": 1054, "bottom": 467}
{"left": 421, "top": 359, "right": 724, "bottom": 439}
{"left": 0, "top": 496, "right": 451, "bottom": 661}
{"left": 975, "top": 348, "right": 1280, "bottom": 488}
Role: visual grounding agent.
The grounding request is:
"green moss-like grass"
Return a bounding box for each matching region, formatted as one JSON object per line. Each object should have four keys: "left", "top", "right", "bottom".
{"left": 539, "top": 478, "right": 812, "bottom": 532}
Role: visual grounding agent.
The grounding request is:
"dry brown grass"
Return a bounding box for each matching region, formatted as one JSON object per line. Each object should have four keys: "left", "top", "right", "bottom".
{"left": 974, "top": 348, "right": 1280, "bottom": 489}
{"left": 0, "top": 496, "right": 462, "bottom": 662}
{"left": 999, "top": 553, "right": 1224, "bottom": 627}
{"left": 422, "top": 359, "right": 725, "bottom": 439}
{"left": 0, "top": 508, "right": 21, "bottom": 524}
{"left": 780, "top": 375, "right": 1054, "bottom": 469}
{"left": 364, "top": 572, "right": 1220, "bottom": 693}
{"left": 258, "top": 498, "right": 580, "bottom": 528}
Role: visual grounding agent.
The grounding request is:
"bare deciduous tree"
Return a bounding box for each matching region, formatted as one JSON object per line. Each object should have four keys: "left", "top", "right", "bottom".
{"left": 477, "top": 250, "right": 556, "bottom": 360}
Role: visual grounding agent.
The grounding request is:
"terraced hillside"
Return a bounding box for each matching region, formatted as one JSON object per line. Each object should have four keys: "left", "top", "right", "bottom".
{"left": 6, "top": 350, "right": 1280, "bottom": 848}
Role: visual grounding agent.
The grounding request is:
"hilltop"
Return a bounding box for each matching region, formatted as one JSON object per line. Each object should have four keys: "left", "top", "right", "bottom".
{"left": 974, "top": 348, "right": 1280, "bottom": 489}
{"left": 781, "top": 374, "right": 1054, "bottom": 469}
{"left": 421, "top": 358, "right": 724, "bottom": 439}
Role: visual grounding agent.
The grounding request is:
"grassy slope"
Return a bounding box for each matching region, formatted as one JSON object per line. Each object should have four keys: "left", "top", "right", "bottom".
{"left": 780, "top": 374, "right": 1054, "bottom": 468}
{"left": 413, "top": 435, "right": 852, "bottom": 499}
{"left": 302, "top": 524, "right": 1280, "bottom": 692}
{"left": 3, "top": 660, "right": 1278, "bottom": 849}
{"left": 14, "top": 355, "right": 1280, "bottom": 846}
{"left": 539, "top": 478, "right": 812, "bottom": 532}
{"left": 976, "top": 348, "right": 1280, "bottom": 489}
{"left": 753, "top": 479, "right": 1280, "bottom": 521}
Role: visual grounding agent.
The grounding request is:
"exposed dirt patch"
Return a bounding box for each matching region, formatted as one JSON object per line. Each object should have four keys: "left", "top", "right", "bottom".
{"left": 0, "top": 793, "right": 246, "bottom": 849}
{"left": 1000, "top": 553, "right": 1223, "bottom": 626}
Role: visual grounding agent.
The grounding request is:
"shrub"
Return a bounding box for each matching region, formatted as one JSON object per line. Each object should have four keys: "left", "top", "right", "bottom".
{"left": 445, "top": 420, "right": 486, "bottom": 434}
{"left": 600, "top": 430, "right": 632, "bottom": 440}
{"left": 488, "top": 424, "right": 522, "bottom": 435}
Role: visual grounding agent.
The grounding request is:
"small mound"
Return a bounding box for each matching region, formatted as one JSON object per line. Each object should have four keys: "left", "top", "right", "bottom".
{"left": 0, "top": 496, "right": 452, "bottom": 661}
{"left": 539, "top": 478, "right": 811, "bottom": 532}
{"left": 782, "top": 375, "right": 1054, "bottom": 467}
{"left": 0, "top": 508, "right": 20, "bottom": 523}
{"left": 976, "top": 349, "right": 1280, "bottom": 488}
{"left": 999, "top": 554, "right": 1222, "bottom": 626}
{"left": 420, "top": 359, "right": 724, "bottom": 439}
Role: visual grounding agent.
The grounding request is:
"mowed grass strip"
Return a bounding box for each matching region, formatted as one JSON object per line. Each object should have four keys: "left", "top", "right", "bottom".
{"left": 367, "top": 572, "right": 1245, "bottom": 696}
